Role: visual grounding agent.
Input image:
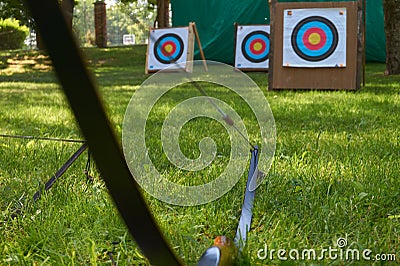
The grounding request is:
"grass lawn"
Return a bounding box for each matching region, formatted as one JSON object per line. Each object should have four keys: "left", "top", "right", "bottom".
{"left": 0, "top": 45, "right": 399, "bottom": 265}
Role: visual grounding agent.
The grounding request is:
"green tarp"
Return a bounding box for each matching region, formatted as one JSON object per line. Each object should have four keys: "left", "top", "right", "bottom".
{"left": 171, "top": 0, "right": 386, "bottom": 64}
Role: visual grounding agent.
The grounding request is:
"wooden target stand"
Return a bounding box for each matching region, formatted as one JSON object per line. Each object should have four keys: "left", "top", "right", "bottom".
{"left": 234, "top": 23, "right": 271, "bottom": 72}
{"left": 145, "top": 22, "right": 207, "bottom": 73}
{"left": 268, "top": 0, "right": 365, "bottom": 90}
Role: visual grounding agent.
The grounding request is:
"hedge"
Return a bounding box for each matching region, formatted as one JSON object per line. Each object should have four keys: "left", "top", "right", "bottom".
{"left": 0, "top": 18, "right": 29, "bottom": 50}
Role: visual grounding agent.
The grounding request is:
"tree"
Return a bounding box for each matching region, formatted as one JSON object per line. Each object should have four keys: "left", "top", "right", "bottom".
{"left": 154, "top": 0, "right": 169, "bottom": 28}
{"left": 73, "top": 0, "right": 156, "bottom": 46}
{"left": 106, "top": 1, "right": 156, "bottom": 45}
{"left": 383, "top": 0, "right": 400, "bottom": 75}
{"left": 73, "top": 0, "right": 95, "bottom": 46}
{"left": 118, "top": 0, "right": 168, "bottom": 28}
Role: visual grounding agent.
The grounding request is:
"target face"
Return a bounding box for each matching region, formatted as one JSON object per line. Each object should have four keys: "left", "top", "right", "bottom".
{"left": 235, "top": 25, "right": 270, "bottom": 70}
{"left": 147, "top": 27, "right": 189, "bottom": 71}
{"left": 154, "top": 33, "right": 184, "bottom": 64}
{"left": 291, "top": 16, "right": 338, "bottom": 62}
{"left": 242, "top": 30, "right": 270, "bottom": 63}
{"left": 283, "top": 8, "right": 346, "bottom": 67}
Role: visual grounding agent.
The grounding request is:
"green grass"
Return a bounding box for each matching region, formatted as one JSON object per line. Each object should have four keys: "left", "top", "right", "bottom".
{"left": 1, "top": 46, "right": 399, "bottom": 265}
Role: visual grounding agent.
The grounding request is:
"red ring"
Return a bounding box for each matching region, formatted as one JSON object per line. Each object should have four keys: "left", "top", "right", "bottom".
{"left": 302, "top": 28, "right": 326, "bottom": 50}
{"left": 161, "top": 41, "right": 177, "bottom": 56}
{"left": 249, "top": 38, "right": 266, "bottom": 55}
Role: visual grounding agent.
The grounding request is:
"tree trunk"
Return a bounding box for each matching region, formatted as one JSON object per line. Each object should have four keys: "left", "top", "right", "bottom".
{"left": 94, "top": 1, "right": 107, "bottom": 48}
{"left": 61, "top": 0, "right": 75, "bottom": 32}
{"left": 36, "top": 30, "right": 45, "bottom": 50}
{"left": 383, "top": 0, "right": 400, "bottom": 75}
{"left": 155, "top": 0, "right": 169, "bottom": 28}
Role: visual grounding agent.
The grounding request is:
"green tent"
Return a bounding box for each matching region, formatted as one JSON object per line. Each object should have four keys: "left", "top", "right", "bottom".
{"left": 171, "top": 0, "right": 386, "bottom": 64}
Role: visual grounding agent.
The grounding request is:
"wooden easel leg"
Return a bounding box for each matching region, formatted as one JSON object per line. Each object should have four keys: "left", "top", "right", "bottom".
{"left": 190, "top": 22, "right": 208, "bottom": 72}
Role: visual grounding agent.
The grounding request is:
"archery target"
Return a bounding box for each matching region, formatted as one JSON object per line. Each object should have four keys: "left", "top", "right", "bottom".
{"left": 154, "top": 33, "right": 184, "bottom": 64}
{"left": 235, "top": 25, "right": 270, "bottom": 70}
{"left": 147, "top": 27, "right": 189, "bottom": 71}
{"left": 283, "top": 8, "right": 346, "bottom": 67}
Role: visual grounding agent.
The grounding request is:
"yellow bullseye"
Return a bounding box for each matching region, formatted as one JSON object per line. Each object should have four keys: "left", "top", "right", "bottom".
{"left": 164, "top": 44, "right": 174, "bottom": 54}
{"left": 253, "top": 42, "right": 263, "bottom": 51}
{"left": 308, "top": 33, "right": 321, "bottom": 45}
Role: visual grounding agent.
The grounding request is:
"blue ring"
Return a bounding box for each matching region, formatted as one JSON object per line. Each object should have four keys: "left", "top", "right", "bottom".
{"left": 244, "top": 34, "right": 270, "bottom": 60}
{"left": 295, "top": 21, "right": 333, "bottom": 57}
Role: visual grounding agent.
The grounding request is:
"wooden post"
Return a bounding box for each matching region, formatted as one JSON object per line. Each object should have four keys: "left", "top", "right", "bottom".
{"left": 268, "top": 0, "right": 277, "bottom": 91}
{"left": 233, "top": 22, "right": 238, "bottom": 70}
{"left": 356, "top": 0, "right": 364, "bottom": 89}
{"left": 190, "top": 22, "right": 208, "bottom": 71}
{"left": 94, "top": 1, "right": 107, "bottom": 48}
{"left": 362, "top": 0, "right": 366, "bottom": 86}
{"left": 186, "top": 26, "right": 195, "bottom": 73}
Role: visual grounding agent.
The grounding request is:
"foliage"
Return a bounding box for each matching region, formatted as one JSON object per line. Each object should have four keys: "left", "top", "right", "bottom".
{"left": 0, "top": 47, "right": 399, "bottom": 265}
{"left": 0, "top": 0, "right": 33, "bottom": 28}
{"left": 0, "top": 18, "right": 29, "bottom": 50}
{"left": 72, "top": 0, "right": 95, "bottom": 46}
{"left": 73, "top": 0, "right": 156, "bottom": 46}
{"left": 107, "top": 1, "right": 156, "bottom": 45}
{"left": 118, "top": 0, "right": 157, "bottom": 8}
